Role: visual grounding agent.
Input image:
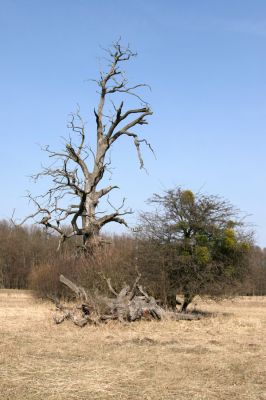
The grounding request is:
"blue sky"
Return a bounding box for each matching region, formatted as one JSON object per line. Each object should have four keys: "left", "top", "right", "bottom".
{"left": 0, "top": 0, "right": 266, "bottom": 245}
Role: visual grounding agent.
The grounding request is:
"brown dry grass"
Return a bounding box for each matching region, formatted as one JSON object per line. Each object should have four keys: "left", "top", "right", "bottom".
{"left": 0, "top": 290, "right": 265, "bottom": 400}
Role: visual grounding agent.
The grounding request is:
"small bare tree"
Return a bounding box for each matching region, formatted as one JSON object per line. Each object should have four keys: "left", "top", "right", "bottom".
{"left": 138, "top": 188, "right": 252, "bottom": 311}
{"left": 18, "top": 41, "right": 153, "bottom": 251}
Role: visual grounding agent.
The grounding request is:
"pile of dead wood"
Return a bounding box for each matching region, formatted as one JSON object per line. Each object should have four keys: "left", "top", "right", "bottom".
{"left": 51, "top": 274, "right": 202, "bottom": 327}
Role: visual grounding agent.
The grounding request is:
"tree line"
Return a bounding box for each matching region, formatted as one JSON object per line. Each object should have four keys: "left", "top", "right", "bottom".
{"left": 1, "top": 207, "right": 265, "bottom": 307}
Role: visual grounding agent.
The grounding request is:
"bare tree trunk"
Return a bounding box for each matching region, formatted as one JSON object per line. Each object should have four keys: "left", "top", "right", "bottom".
{"left": 180, "top": 292, "right": 194, "bottom": 313}
{"left": 0, "top": 266, "right": 4, "bottom": 289}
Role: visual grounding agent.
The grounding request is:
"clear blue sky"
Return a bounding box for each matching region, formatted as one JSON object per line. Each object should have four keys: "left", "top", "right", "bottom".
{"left": 0, "top": 0, "right": 265, "bottom": 246}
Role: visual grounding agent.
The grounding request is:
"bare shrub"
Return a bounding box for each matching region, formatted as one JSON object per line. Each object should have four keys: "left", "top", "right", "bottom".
{"left": 28, "top": 258, "right": 78, "bottom": 299}
{"left": 28, "top": 235, "right": 136, "bottom": 299}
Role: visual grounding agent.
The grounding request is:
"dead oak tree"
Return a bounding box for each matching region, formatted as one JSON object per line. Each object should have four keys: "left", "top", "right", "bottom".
{"left": 17, "top": 41, "right": 153, "bottom": 251}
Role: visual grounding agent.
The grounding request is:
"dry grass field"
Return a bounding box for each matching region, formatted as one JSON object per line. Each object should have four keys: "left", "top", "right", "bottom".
{"left": 0, "top": 290, "right": 265, "bottom": 400}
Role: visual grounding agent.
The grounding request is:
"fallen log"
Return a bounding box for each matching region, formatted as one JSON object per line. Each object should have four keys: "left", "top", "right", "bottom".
{"left": 50, "top": 274, "right": 204, "bottom": 326}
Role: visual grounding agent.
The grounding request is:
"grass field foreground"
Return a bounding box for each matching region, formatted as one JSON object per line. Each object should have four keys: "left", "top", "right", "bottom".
{"left": 0, "top": 290, "right": 265, "bottom": 400}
